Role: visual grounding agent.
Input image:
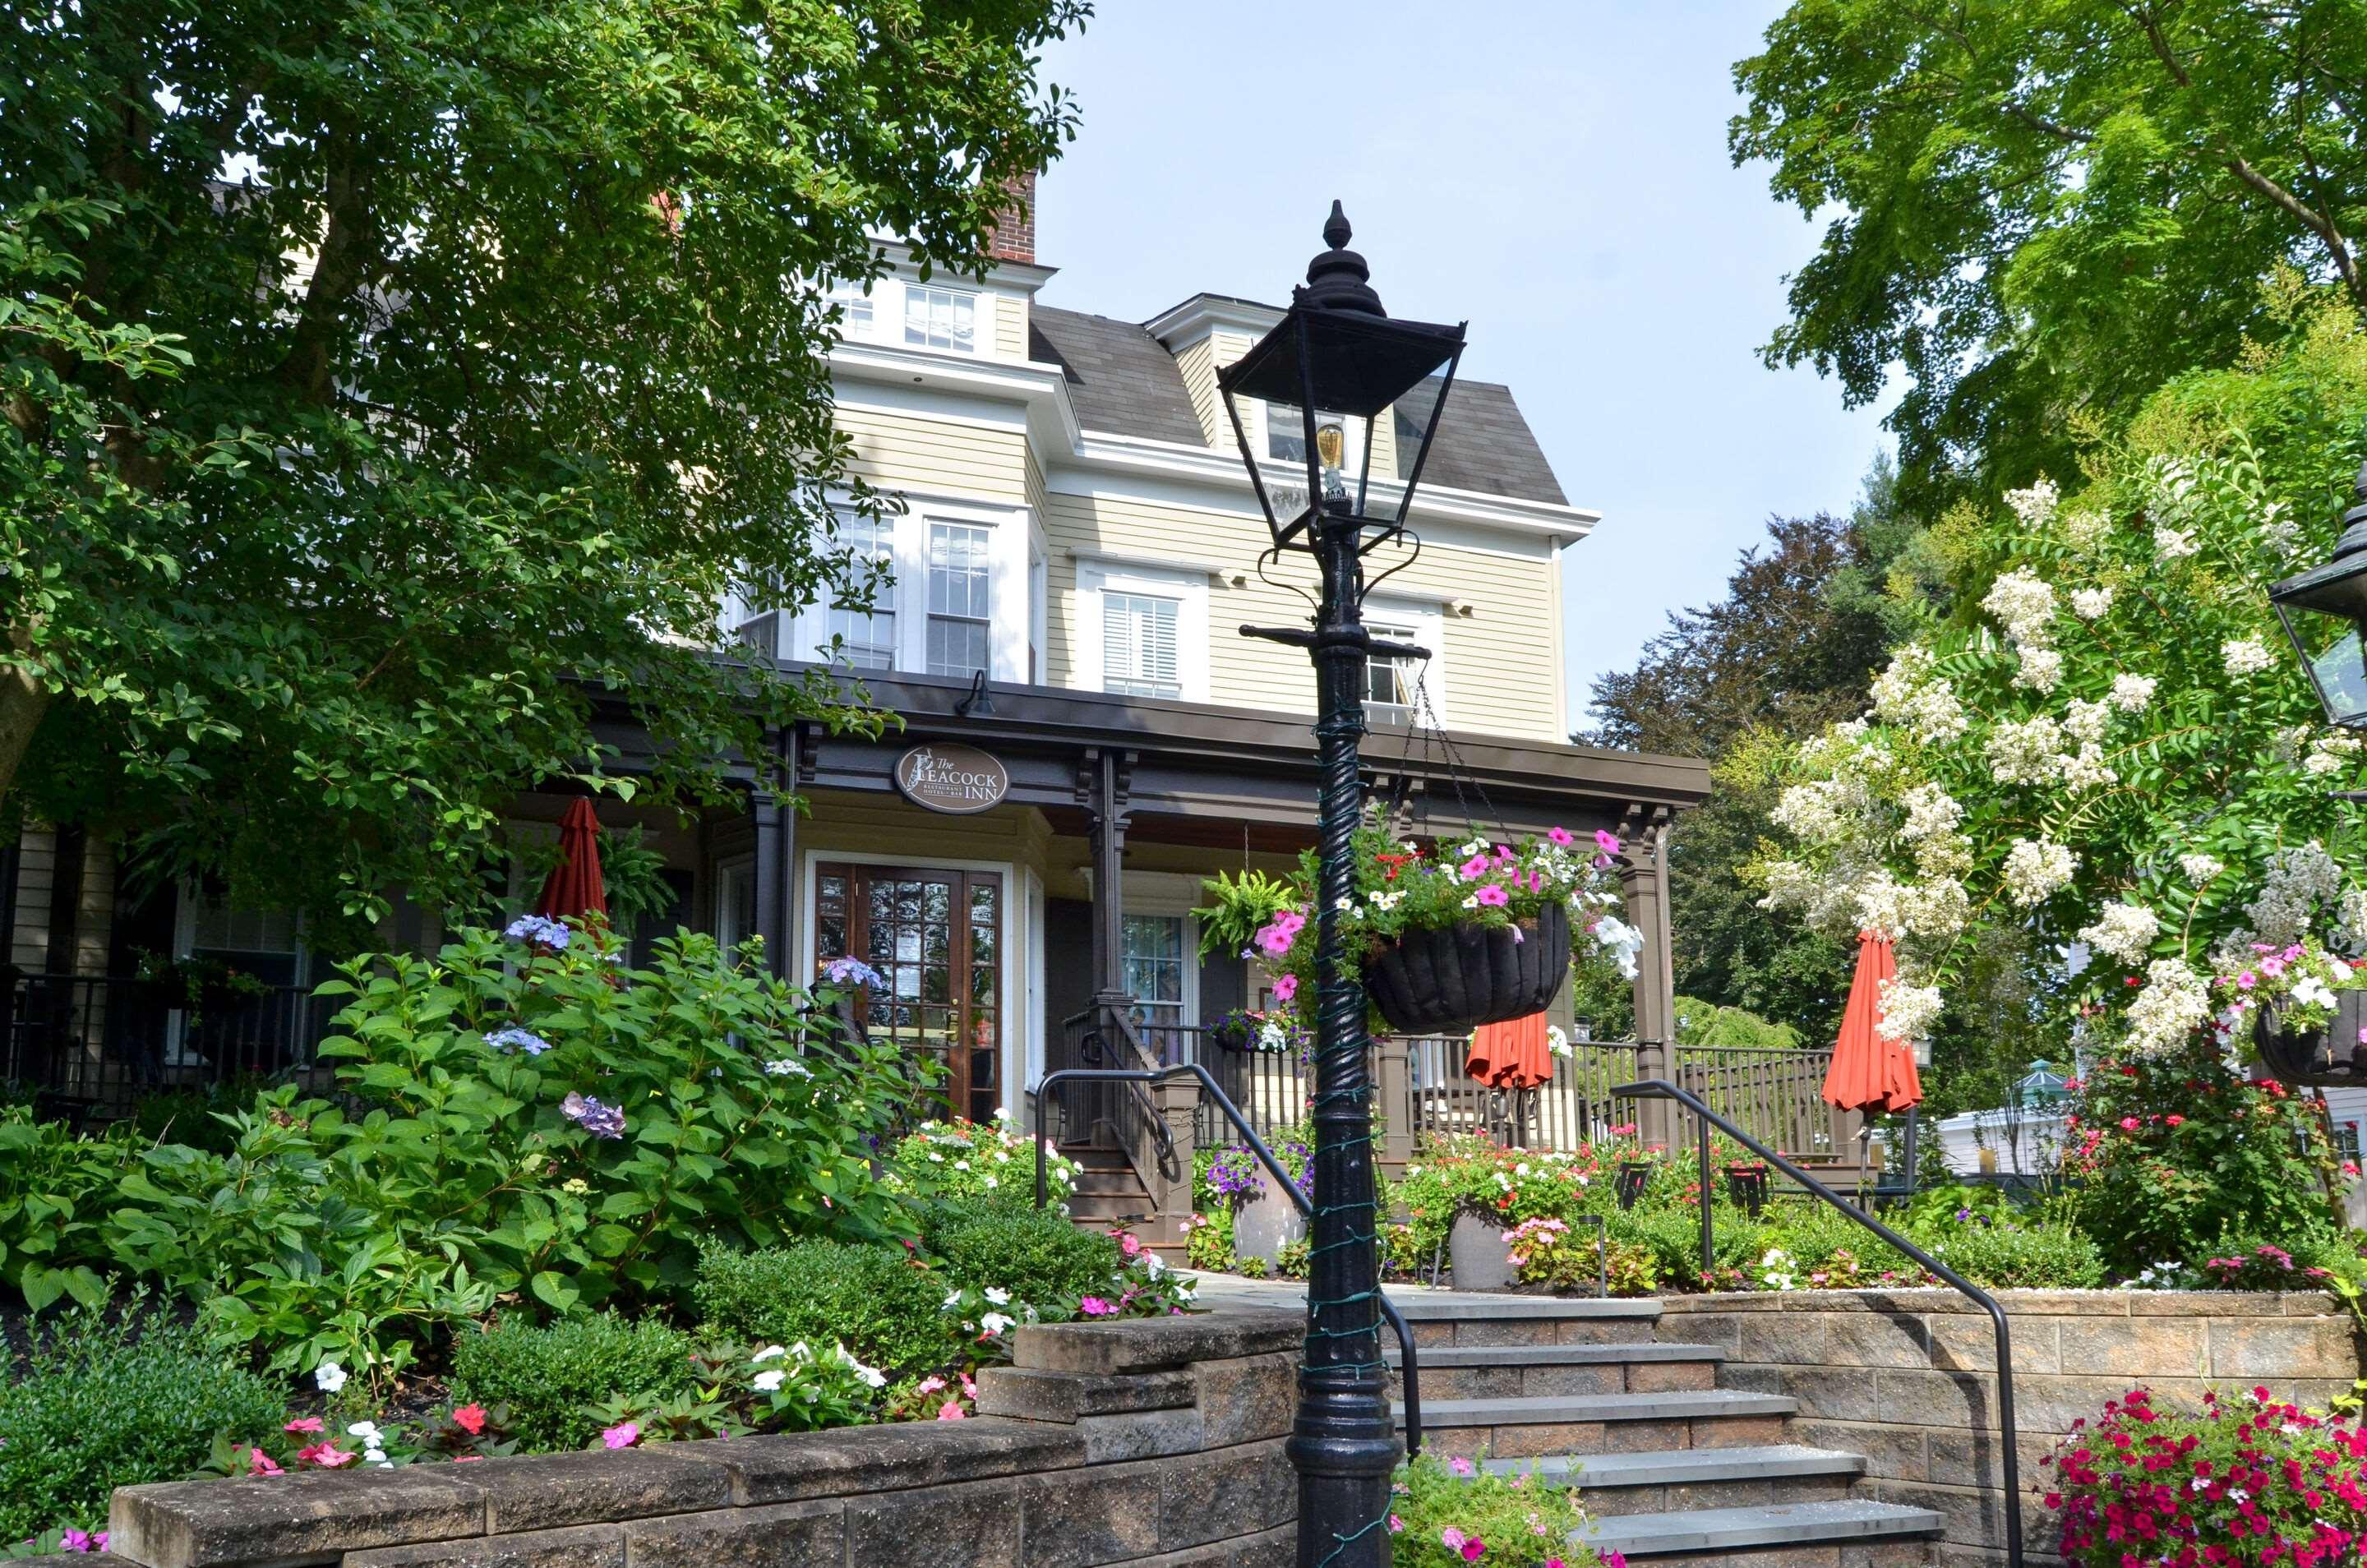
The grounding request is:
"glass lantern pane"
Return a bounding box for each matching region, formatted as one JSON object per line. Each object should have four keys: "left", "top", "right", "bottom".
{"left": 2281, "top": 602, "right": 2367, "bottom": 727}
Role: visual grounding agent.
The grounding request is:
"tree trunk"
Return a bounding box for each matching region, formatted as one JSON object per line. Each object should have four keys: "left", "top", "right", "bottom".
{"left": 0, "top": 628, "right": 52, "bottom": 805}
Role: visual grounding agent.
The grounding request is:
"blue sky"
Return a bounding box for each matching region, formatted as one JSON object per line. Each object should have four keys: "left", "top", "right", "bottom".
{"left": 1035, "top": 2, "right": 1894, "bottom": 736}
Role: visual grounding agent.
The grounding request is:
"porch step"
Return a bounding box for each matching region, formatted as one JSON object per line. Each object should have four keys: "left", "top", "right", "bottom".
{"left": 1574, "top": 1498, "right": 1942, "bottom": 1561}
{"left": 1387, "top": 1340, "right": 1726, "bottom": 1400}
{"left": 1403, "top": 1389, "right": 1798, "bottom": 1461}
{"left": 1483, "top": 1444, "right": 1867, "bottom": 1518}
{"left": 1063, "top": 1192, "right": 1155, "bottom": 1223}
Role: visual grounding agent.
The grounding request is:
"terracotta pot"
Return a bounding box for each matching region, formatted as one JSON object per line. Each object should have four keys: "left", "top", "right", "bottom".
{"left": 1231, "top": 1162, "right": 1308, "bottom": 1266}
{"left": 1448, "top": 1210, "right": 1518, "bottom": 1292}
{"left": 1363, "top": 902, "right": 1571, "bottom": 1036}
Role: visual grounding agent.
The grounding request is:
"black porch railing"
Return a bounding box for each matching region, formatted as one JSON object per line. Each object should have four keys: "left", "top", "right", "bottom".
{"left": 0, "top": 973, "right": 338, "bottom": 1120}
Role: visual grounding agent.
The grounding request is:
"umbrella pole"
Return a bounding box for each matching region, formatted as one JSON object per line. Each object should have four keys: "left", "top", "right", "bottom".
{"left": 1900, "top": 1106, "right": 1921, "bottom": 1198}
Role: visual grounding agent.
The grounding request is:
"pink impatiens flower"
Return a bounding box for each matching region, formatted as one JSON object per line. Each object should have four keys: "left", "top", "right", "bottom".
{"left": 1079, "top": 1296, "right": 1118, "bottom": 1317}
{"left": 452, "top": 1404, "right": 487, "bottom": 1436}
{"left": 284, "top": 1417, "right": 324, "bottom": 1434}
{"left": 247, "top": 1448, "right": 284, "bottom": 1478}
{"left": 602, "top": 1423, "right": 640, "bottom": 1450}
{"left": 937, "top": 1400, "right": 967, "bottom": 1421}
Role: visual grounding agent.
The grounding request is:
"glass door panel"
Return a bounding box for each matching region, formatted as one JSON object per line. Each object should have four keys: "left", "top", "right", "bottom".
{"left": 816, "top": 863, "right": 1001, "bottom": 1122}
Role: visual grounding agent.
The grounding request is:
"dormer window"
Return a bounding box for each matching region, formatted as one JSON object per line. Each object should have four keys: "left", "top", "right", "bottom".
{"left": 828, "top": 282, "right": 876, "bottom": 339}
{"left": 904, "top": 285, "right": 978, "bottom": 353}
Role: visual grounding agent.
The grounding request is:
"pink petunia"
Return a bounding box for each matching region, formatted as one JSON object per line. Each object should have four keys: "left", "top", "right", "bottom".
{"left": 2236, "top": 971, "right": 2257, "bottom": 989}
{"left": 1458, "top": 854, "right": 1491, "bottom": 880}
{"left": 1548, "top": 827, "right": 1575, "bottom": 846}
{"left": 602, "top": 1423, "right": 640, "bottom": 1450}
{"left": 1474, "top": 884, "right": 1510, "bottom": 907}
{"left": 1272, "top": 974, "right": 1298, "bottom": 1002}
{"left": 1594, "top": 829, "right": 1622, "bottom": 856}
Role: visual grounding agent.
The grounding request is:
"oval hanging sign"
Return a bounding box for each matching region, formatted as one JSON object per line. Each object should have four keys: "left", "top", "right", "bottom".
{"left": 895, "top": 742, "right": 1010, "bottom": 815}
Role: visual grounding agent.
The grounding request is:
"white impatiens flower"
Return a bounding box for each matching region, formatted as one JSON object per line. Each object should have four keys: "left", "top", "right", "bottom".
{"left": 2222, "top": 638, "right": 2277, "bottom": 676}
{"left": 2124, "top": 959, "right": 2211, "bottom": 1057}
{"left": 2014, "top": 646, "right": 2064, "bottom": 692}
{"left": 1982, "top": 567, "right": 2059, "bottom": 648}
{"left": 2078, "top": 902, "right": 2162, "bottom": 966}
{"left": 2070, "top": 586, "right": 2114, "bottom": 620}
{"left": 979, "top": 1312, "right": 1017, "bottom": 1336}
{"left": 2109, "top": 673, "right": 2157, "bottom": 713}
{"left": 1869, "top": 646, "right": 1968, "bottom": 743}
{"left": 1876, "top": 977, "right": 1945, "bottom": 1043}
{"left": 2005, "top": 477, "right": 2061, "bottom": 528}
{"left": 753, "top": 1344, "right": 786, "bottom": 1363}
{"left": 982, "top": 1286, "right": 1011, "bottom": 1306}
{"left": 2154, "top": 524, "right": 2201, "bottom": 559}
{"left": 2002, "top": 839, "right": 2077, "bottom": 906}
{"left": 2178, "top": 852, "right": 2225, "bottom": 888}
{"left": 2065, "top": 699, "right": 2111, "bottom": 745}
{"left": 315, "top": 1362, "right": 348, "bottom": 1395}
{"left": 753, "top": 1369, "right": 786, "bottom": 1392}
{"left": 1986, "top": 715, "right": 2067, "bottom": 785}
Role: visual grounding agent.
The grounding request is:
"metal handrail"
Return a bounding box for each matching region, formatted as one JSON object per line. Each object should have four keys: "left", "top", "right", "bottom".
{"left": 1060, "top": 1008, "right": 1180, "bottom": 1178}
{"left": 1034, "top": 1063, "right": 1424, "bottom": 1456}
{"left": 1616, "top": 1078, "right": 2023, "bottom": 1568}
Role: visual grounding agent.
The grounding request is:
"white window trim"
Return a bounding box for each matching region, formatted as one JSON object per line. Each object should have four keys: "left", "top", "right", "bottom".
{"left": 768, "top": 498, "right": 1030, "bottom": 684}
{"left": 1363, "top": 596, "right": 1446, "bottom": 726}
{"left": 1257, "top": 400, "right": 1371, "bottom": 481}
{"left": 897, "top": 279, "right": 991, "bottom": 357}
{"left": 1072, "top": 559, "right": 1211, "bottom": 703}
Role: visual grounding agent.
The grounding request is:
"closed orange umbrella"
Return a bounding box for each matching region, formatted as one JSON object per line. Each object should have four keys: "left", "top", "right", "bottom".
{"left": 1466, "top": 1011, "right": 1554, "bottom": 1090}
{"left": 535, "top": 799, "right": 609, "bottom": 923}
{"left": 1823, "top": 930, "right": 1922, "bottom": 1114}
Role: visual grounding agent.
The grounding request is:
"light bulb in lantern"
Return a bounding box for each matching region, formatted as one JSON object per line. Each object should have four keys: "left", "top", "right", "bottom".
{"left": 1316, "top": 422, "right": 1347, "bottom": 500}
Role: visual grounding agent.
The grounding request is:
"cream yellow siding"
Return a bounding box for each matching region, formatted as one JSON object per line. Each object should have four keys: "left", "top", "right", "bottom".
{"left": 1173, "top": 338, "right": 1229, "bottom": 450}
{"left": 1041, "top": 487, "right": 1563, "bottom": 743}
{"left": 9, "top": 827, "right": 116, "bottom": 975}
{"left": 835, "top": 400, "right": 1029, "bottom": 505}
{"left": 994, "top": 289, "right": 1027, "bottom": 360}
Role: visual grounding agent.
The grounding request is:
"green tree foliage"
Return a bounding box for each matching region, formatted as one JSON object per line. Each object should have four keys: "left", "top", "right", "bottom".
{"left": 0, "top": 2, "right": 1085, "bottom": 939}
{"left": 1734, "top": 2, "right": 2367, "bottom": 505}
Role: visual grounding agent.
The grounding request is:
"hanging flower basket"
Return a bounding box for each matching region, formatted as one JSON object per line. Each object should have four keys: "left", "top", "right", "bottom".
{"left": 2253, "top": 997, "right": 2339, "bottom": 1083}
{"left": 1363, "top": 902, "right": 1570, "bottom": 1036}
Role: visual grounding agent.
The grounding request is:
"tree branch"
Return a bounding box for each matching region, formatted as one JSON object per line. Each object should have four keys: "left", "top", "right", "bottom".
{"left": 275, "top": 120, "right": 378, "bottom": 404}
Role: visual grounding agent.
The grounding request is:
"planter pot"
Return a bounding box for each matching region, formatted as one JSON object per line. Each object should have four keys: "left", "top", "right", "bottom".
{"left": 1231, "top": 1162, "right": 1308, "bottom": 1266}
{"left": 2254, "top": 998, "right": 2341, "bottom": 1083}
{"left": 1364, "top": 902, "right": 1571, "bottom": 1036}
{"left": 1207, "top": 1021, "right": 1256, "bottom": 1053}
{"left": 1449, "top": 1210, "right": 1518, "bottom": 1292}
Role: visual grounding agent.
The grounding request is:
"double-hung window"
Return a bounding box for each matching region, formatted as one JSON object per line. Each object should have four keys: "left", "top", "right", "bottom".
{"left": 1366, "top": 623, "right": 1420, "bottom": 716}
{"left": 1120, "top": 914, "right": 1188, "bottom": 1026}
{"left": 1101, "top": 591, "right": 1181, "bottom": 699}
{"left": 903, "top": 285, "right": 978, "bottom": 353}
{"left": 1362, "top": 601, "right": 1445, "bottom": 725}
{"left": 828, "top": 282, "right": 876, "bottom": 339}
{"left": 821, "top": 514, "right": 896, "bottom": 670}
{"left": 926, "top": 523, "right": 993, "bottom": 677}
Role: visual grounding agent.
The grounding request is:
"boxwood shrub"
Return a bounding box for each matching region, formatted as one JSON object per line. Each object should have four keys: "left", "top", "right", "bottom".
{"left": 450, "top": 1312, "right": 696, "bottom": 1452}
{"left": 692, "top": 1239, "right": 953, "bottom": 1377}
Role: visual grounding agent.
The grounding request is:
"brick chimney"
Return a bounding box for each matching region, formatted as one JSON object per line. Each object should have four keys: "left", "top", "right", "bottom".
{"left": 985, "top": 170, "right": 1036, "bottom": 265}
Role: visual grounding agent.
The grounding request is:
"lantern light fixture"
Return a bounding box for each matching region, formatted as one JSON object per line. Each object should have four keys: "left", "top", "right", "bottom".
{"left": 2270, "top": 457, "right": 2367, "bottom": 730}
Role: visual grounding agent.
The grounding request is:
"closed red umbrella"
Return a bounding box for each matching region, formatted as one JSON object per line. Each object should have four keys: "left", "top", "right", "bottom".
{"left": 1823, "top": 929, "right": 1922, "bottom": 1114}
{"left": 535, "top": 800, "right": 609, "bottom": 923}
{"left": 1466, "top": 1011, "right": 1554, "bottom": 1091}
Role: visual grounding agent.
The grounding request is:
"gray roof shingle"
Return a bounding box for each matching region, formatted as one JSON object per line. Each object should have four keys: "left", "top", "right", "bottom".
{"left": 1028, "top": 307, "right": 1207, "bottom": 447}
{"left": 1026, "top": 306, "right": 1569, "bottom": 508}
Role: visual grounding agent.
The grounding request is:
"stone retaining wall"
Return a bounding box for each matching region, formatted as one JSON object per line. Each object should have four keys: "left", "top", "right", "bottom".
{"left": 1658, "top": 1289, "right": 2362, "bottom": 1567}
{"left": 72, "top": 1311, "right": 1305, "bottom": 1568}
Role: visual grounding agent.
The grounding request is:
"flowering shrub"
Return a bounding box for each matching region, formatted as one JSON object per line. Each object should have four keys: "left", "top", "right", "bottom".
{"left": 2057, "top": 1047, "right": 2347, "bottom": 1280}
{"left": 885, "top": 1115, "right": 1075, "bottom": 1209}
{"left": 1390, "top": 1136, "right": 1608, "bottom": 1261}
{"left": 1502, "top": 1216, "right": 1647, "bottom": 1297}
{"left": 1387, "top": 1451, "right": 1615, "bottom": 1567}
{"left": 924, "top": 1202, "right": 1126, "bottom": 1305}
{"left": 1245, "top": 806, "right": 1638, "bottom": 1022}
{"left": 1756, "top": 419, "right": 2367, "bottom": 1063}
{"left": 2046, "top": 1386, "right": 2367, "bottom": 1566}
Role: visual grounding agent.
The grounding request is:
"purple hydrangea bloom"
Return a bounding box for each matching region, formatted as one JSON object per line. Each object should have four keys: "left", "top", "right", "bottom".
{"left": 504, "top": 915, "right": 571, "bottom": 949}
{"left": 561, "top": 1091, "right": 625, "bottom": 1139}
{"left": 487, "top": 1026, "right": 551, "bottom": 1057}
{"left": 819, "top": 956, "right": 885, "bottom": 989}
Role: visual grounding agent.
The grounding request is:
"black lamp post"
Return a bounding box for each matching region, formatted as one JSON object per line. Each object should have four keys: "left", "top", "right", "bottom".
{"left": 1217, "top": 204, "right": 1464, "bottom": 1568}
{"left": 2271, "top": 457, "right": 2367, "bottom": 730}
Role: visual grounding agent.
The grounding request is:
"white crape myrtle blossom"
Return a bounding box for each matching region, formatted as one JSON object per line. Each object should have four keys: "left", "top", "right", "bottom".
{"left": 1986, "top": 714, "right": 2067, "bottom": 786}
{"left": 1876, "top": 976, "right": 1944, "bottom": 1043}
{"left": 2246, "top": 841, "right": 2345, "bottom": 944}
{"left": 2059, "top": 742, "right": 2117, "bottom": 793}
{"left": 2070, "top": 586, "right": 2114, "bottom": 620}
{"left": 2178, "top": 852, "right": 2225, "bottom": 888}
{"left": 2109, "top": 673, "right": 2157, "bottom": 713}
{"left": 2002, "top": 838, "right": 2077, "bottom": 907}
{"left": 2222, "top": 638, "right": 2277, "bottom": 677}
{"left": 2065, "top": 699, "right": 2111, "bottom": 745}
{"left": 2122, "top": 958, "right": 2212, "bottom": 1058}
{"left": 2014, "top": 645, "right": 2063, "bottom": 692}
{"left": 2305, "top": 732, "right": 2363, "bottom": 777}
{"left": 2078, "top": 902, "right": 2162, "bottom": 966}
{"left": 1982, "top": 566, "right": 2059, "bottom": 648}
{"left": 2154, "top": 524, "right": 2201, "bottom": 559}
{"left": 2005, "top": 477, "right": 2061, "bottom": 528}
{"left": 1869, "top": 646, "right": 1968, "bottom": 744}
{"left": 2064, "top": 509, "right": 2111, "bottom": 550}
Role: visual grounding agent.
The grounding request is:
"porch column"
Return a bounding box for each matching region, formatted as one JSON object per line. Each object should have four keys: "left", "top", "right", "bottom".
{"left": 751, "top": 726, "right": 799, "bottom": 984}
{"left": 1618, "top": 806, "right": 1676, "bottom": 1149}
{"left": 1373, "top": 1035, "right": 1415, "bottom": 1181}
{"left": 1079, "top": 747, "right": 1133, "bottom": 1008}
{"left": 1150, "top": 1070, "right": 1201, "bottom": 1247}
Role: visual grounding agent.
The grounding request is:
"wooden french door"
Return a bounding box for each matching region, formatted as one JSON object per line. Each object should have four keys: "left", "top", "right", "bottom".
{"left": 814, "top": 863, "right": 1002, "bottom": 1123}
